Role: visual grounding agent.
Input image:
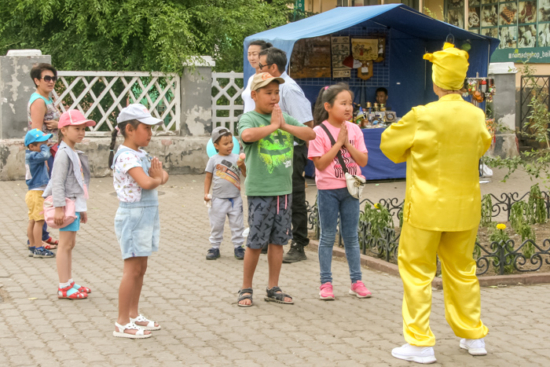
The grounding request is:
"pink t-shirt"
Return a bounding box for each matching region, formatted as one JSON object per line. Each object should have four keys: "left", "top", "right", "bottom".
{"left": 308, "top": 121, "right": 368, "bottom": 190}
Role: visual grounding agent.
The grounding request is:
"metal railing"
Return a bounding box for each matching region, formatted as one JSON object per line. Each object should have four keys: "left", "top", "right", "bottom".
{"left": 307, "top": 191, "right": 550, "bottom": 275}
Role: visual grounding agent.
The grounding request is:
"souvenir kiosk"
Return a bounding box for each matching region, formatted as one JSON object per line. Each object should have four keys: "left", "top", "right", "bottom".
{"left": 244, "top": 4, "right": 499, "bottom": 180}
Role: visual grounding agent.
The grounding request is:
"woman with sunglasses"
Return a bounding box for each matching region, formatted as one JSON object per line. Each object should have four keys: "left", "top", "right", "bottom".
{"left": 27, "top": 63, "right": 62, "bottom": 251}
{"left": 29, "top": 63, "right": 60, "bottom": 135}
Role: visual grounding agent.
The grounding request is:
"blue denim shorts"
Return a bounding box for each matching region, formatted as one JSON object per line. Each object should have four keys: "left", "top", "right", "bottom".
{"left": 60, "top": 212, "right": 81, "bottom": 232}
{"left": 114, "top": 205, "right": 160, "bottom": 260}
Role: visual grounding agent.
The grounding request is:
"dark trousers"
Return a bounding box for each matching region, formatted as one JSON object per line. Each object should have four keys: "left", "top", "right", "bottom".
{"left": 291, "top": 144, "right": 310, "bottom": 247}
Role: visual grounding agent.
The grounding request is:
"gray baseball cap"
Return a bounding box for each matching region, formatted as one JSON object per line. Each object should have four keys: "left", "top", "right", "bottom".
{"left": 211, "top": 126, "right": 232, "bottom": 143}
{"left": 117, "top": 103, "right": 163, "bottom": 125}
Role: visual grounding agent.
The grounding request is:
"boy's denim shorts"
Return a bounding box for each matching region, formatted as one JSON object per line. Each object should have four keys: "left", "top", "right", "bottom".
{"left": 115, "top": 205, "right": 160, "bottom": 260}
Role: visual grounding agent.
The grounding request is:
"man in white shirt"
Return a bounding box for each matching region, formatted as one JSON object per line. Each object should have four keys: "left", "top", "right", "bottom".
{"left": 258, "top": 47, "right": 313, "bottom": 263}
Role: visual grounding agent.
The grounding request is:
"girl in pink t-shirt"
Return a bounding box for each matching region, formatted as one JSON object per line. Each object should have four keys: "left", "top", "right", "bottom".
{"left": 308, "top": 84, "right": 371, "bottom": 301}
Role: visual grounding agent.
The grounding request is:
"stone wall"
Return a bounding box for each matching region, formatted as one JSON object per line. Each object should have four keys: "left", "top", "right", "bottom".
{"left": 0, "top": 52, "right": 215, "bottom": 180}
{"left": 0, "top": 53, "right": 52, "bottom": 139}
{"left": 0, "top": 136, "right": 209, "bottom": 181}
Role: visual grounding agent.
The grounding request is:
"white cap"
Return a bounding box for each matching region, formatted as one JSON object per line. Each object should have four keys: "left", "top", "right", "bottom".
{"left": 117, "top": 103, "right": 163, "bottom": 126}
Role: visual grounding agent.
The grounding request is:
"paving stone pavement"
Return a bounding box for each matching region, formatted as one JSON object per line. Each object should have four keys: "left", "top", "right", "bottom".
{"left": 0, "top": 174, "right": 548, "bottom": 367}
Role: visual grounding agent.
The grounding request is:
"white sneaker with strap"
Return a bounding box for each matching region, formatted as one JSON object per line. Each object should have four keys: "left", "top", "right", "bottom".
{"left": 391, "top": 343, "right": 437, "bottom": 364}
{"left": 460, "top": 338, "right": 487, "bottom": 356}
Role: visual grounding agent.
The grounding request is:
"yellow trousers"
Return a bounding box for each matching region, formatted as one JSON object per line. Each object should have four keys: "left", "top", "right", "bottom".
{"left": 398, "top": 223, "right": 489, "bottom": 346}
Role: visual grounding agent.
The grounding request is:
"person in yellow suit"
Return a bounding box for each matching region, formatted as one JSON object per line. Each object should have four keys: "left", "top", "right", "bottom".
{"left": 381, "top": 43, "right": 492, "bottom": 364}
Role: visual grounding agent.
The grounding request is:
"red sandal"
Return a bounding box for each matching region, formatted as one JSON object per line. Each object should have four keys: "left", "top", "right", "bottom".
{"left": 42, "top": 242, "right": 57, "bottom": 250}
{"left": 58, "top": 284, "right": 87, "bottom": 300}
{"left": 43, "top": 237, "right": 58, "bottom": 249}
{"left": 45, "top": 237, "right": 58, "bottom": 245}
{"left": 70, "top": 281, "right": 91, "bottom": 294}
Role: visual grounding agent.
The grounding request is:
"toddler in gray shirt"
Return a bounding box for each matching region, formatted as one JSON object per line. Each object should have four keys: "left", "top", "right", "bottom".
{"left": 204, "top": 127, "right": 246, "bottom": 260}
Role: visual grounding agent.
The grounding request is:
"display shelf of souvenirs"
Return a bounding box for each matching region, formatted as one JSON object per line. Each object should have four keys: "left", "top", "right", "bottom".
{"left": 352, "top": 102, "right": 394, "bottom": 129}
{"left": 463, "top": 77, "right": 496, "bottom": 103}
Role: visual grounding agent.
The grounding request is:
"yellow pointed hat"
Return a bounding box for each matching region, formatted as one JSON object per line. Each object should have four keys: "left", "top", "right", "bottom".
{"left": 423, "top": 43, "right": 469, "bottom": 90}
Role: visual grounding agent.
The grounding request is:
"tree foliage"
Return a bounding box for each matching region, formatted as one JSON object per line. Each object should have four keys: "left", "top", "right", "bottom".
{"left": 0, "top": 0, "right": 294, "bottom": 72}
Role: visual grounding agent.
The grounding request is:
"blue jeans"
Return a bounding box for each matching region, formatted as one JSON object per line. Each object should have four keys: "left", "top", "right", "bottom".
{"left": 318, "top": 188, "right": 362, "bottom": 284}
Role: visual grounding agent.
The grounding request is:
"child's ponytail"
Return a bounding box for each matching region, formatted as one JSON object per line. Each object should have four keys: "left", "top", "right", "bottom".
{"left": 108, "top": 128, "right": 118, "bottom": 168}
{"left": 313, "top": 83, "right": 354, "bottom": 126}
{"left": 108, "top": 119, "right": 141, "bottom": 168}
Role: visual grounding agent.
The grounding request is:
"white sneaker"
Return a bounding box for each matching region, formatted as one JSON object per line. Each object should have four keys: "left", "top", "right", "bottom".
{"left": 391, "top": 343, "right": 437, "bottom": 364}
{"left": 460, "top": 338, "right": 487, "bottom": 356}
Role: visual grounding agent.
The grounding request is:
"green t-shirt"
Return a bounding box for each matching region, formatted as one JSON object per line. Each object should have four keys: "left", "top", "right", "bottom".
{"left": 238, "top": 111, "right": 303, "bottom": 196}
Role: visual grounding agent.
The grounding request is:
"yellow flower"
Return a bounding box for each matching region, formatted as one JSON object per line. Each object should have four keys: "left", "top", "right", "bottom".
{"left": 374, "top": 203, "right": 380, "bottom": 209}
{"left": 496, "top": 223, "right": 506, "bottom": 230}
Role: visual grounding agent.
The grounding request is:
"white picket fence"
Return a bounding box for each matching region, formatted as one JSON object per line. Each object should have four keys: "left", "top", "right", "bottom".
{"left": 52, "top": 70, "right": 245, "bottom": 136}
{"left": 53, "top": 71, "right": 181, "bottom": 136}
{"left": 211, "top": 71, "right": 244, "bottom": 134}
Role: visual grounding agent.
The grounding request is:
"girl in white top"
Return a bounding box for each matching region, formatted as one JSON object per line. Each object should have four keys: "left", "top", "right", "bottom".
{"left": 109, "top": 104, "right": 169, "bottom": 339}
{"left": 242, "top": 40, "right": 273, "bottom": 113}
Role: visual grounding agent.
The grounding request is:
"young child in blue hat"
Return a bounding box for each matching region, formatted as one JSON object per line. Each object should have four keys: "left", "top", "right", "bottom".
{"left": 24, "top": 129, "right": 55, "bottom": 258}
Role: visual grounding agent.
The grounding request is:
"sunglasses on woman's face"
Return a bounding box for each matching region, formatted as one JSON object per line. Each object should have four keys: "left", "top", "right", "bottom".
{"left": 42, "top": 75, "right": 57, "bottom": 83}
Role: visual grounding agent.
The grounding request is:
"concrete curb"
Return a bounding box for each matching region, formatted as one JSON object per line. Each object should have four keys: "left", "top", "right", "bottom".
{"left": 306, "top": 239, "right": 550, "bottom": 289}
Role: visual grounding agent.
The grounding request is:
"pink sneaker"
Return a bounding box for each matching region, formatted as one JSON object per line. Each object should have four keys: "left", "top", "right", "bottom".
{"left": 349, "top": 281, "right": 372, "bottom": 298}
{"left": 319, "top": 282, "right": 335, "bottom": 300}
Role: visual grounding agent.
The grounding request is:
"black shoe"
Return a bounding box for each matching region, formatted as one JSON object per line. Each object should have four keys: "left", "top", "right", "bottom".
{"left": 206, "top": 248, "right": 220, "bottom": 260}
{"left": 282, "top": 242, "right": 307, "bottom": 263}
{"left": 234, "top": 246, "right": 245, "bottom": 260}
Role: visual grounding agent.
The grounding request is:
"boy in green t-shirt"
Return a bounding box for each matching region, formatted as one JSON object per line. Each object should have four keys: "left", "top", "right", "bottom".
{"left": 237, "top": 72, "right": 315, "bottom": 307}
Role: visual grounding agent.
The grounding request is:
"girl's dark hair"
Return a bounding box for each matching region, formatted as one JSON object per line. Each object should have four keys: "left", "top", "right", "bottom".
{"left": 58, "top": 128, "right": 64, "bottom": 144}
{"left": 249, "top": 40, "right": 273, "bottom": 50}
{"left": 108, "top": 119, "right": 141, "bottom": 167}
{"left": 30, "top": 63, "right": 57, "bottom": 87}
{"left": 313, "top": 83, "right": 354, "bottom": 126}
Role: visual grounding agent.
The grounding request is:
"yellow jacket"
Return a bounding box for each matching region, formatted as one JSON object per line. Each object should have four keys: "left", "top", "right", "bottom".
{"left": 381, "top": 94, "right": 492, "bottom": 231}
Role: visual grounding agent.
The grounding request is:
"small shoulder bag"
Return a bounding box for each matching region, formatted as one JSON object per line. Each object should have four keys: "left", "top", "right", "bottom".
{"left": 320, "top": 123, "right": 366, "bottom": 200}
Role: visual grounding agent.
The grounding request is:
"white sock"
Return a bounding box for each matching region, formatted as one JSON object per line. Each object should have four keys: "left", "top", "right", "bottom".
{"left": 59, "top": 281, "right": 71, "bottom": 289}
{"left": 68, "top": 278, "right": 74, "bottom": 285}
{"left": 211, "top": 244, "right": 221, "bottom": 249}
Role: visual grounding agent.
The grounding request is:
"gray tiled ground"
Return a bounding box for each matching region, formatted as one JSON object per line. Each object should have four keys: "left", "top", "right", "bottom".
{"left": 0, "top": 174, "right": 548, "bottom": 366}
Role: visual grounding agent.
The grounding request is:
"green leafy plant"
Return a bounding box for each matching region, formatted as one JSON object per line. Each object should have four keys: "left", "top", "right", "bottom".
{"left": 360, "top": 203, "right": 395, "bottom": 259}
{"left": 510, "top": 201, "right": 536, "bottom": 259}
{"left": 489, "top": 223, "right": 515, "bottom": 274}
{"left": 528, "top": 183, "right": 547, "bottom": 224}
{"left": 361, "top": 203, "right": 394, "bottom": 239}
{"left": 480, "top": 194, "right": 493, "bottom": 227}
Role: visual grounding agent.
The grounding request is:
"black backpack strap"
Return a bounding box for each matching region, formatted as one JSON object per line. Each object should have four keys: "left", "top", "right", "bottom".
{"left": 319, "top": 123, "right": 348, "bottom": 174}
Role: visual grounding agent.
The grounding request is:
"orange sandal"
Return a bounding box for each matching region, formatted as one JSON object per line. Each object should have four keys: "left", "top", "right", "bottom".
{"left": 58, "top": 284, "right": 87, "bottom": 300}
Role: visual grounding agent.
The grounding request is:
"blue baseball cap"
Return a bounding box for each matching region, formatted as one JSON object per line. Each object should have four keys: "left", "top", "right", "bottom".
{"left": 25, "top": 129, "right": 52, "bottom": 147}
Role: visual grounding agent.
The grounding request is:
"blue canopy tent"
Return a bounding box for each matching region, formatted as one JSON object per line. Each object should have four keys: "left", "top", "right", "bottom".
{"left": 243, "top": 4, "right": 499, "bottom": 180}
